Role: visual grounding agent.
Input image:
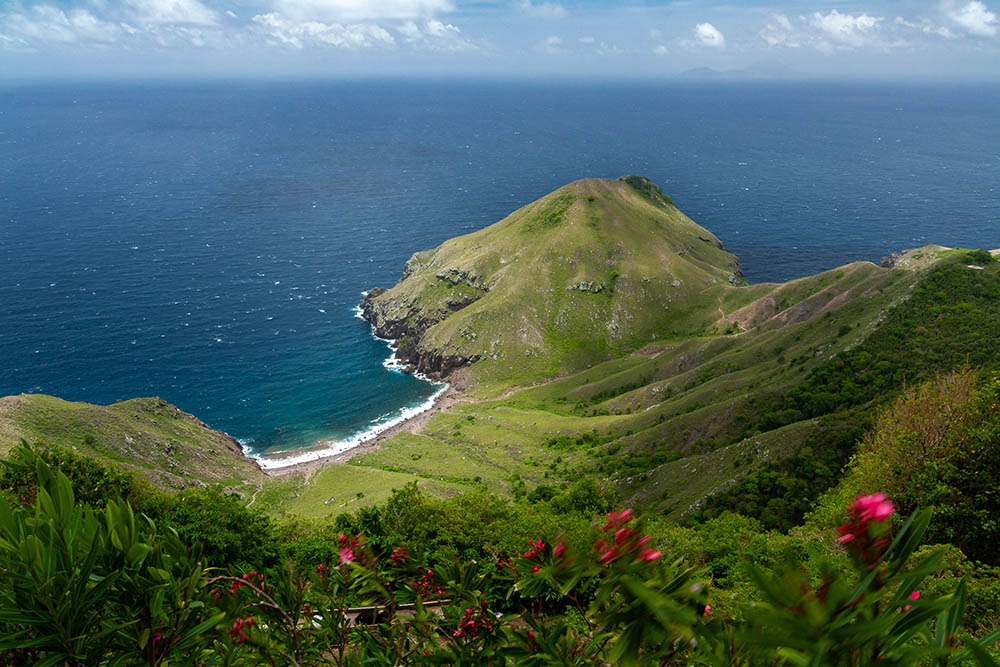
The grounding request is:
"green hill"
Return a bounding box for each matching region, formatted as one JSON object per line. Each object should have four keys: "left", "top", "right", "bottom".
{"left": 268, "top": 178, "right": 999, "bottom": 521}
{"left": 4, "top": 178, "right": 998, "bottom": 528}
{"left": 360, "top": 176, "right": 744, "bottom": 391}
{"left": 0, "top": 394, "right": 262, "bottom": 490}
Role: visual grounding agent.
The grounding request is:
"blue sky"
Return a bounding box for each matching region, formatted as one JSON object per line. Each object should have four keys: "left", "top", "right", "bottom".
{"left": 1, "top": 0, "right": 999, "bottom": 78}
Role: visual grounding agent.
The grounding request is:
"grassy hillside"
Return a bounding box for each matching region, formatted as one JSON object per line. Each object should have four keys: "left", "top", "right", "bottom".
{"left": 334, "top": 246, "right": 999, "bottom": 524}
{"left": 361, "top": 176, "right": 744, "bottom": 391}
{"left": 4, "top": 176, "right": 997, "bottom": 529}
{"left": 0, "top": 394, "right": 262, "bottom": 489}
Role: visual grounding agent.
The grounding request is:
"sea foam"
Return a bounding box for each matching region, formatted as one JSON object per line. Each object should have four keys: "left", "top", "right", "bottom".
{"left": 253, "top": 380, "right": 447, "bottom": 469}
{"left": 253, "top": 295, "right": 446, "bottom": 470}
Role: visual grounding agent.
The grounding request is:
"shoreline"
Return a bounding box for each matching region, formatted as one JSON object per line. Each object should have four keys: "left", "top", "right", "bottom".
{"left": 262, "top": 382, "right": 463, "bottom": 479}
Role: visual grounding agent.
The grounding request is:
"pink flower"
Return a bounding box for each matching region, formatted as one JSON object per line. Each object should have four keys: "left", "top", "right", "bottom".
{"left": 339, "top": 546, "right": 354, "bottom": 565}
{"left": 602, "top": 509, "right": 633, "bottom": 531}
{"left": 704, "top": 605, "right": 712, "bottom": 616}
{"left": 553, "top": 541, "right": 566, "bottom": 558}
{"left": 598, "top": 549, "right": 617, "bottom": 564}
{"left": 849, "top": 493, "right": 895, "bottom": 523}
{"left": 637, "top": 548, "right": 662, "bottom": 563}
{"left": 531, "top": 565, "right": 540, "bottom": 573}
{"left": 910, "top": 590, "right": 920, "bottom": 600}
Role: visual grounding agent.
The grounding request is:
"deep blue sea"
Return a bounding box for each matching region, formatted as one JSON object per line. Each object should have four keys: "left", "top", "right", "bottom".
{"left": 2, "top": 80, "right": 998, "bottom": 463}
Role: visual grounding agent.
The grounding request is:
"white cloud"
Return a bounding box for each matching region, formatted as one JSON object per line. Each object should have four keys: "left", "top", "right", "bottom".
{"left": 652, "top": 43, "right": 667, "bottom": 55}
{"left": 252, "top": 12, "right": 394, "bottom": 48}
{"left": 273, "top": 0, "right": 453, "bottom": 22}
{"left": 694, "top": 22, "right": 724, "bottom": 48}
{"left": 809, "top": 9, "right": 881, "bottom": 48}
{"left": 392, "top": 17, "right": 470, "bottom": 50}
{"left": 125, "top": 0, "right": 218, "bottom": 25}
{"left": 425, "top": 19, "right": 458, "bottom": 36}
{"left": 516, "top": 0, "right": 566, "bottom": 19}
{"left": 894, "top": 15, "right": 956, "bottom": 38}
{"left": 578, "top": 35, "right": 594, "bottom": 44}
{"left": 540, "top": 34, "right": 562, "bottom": 54}
{"left": 946, "top": 0, "right": 998, "bottom": 36}
{"left": 760, "top": 13, "right": 799, "bottom": 47}
{"left": 2, "top": 5, "right": 123, "bottom": 45}
{"left": 596, "top": 41, "right": 621, "bottom": 55}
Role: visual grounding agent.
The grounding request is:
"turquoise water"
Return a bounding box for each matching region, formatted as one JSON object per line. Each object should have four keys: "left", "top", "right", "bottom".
{"left": 2, "top": 80, "right": 998, "bottom": 462}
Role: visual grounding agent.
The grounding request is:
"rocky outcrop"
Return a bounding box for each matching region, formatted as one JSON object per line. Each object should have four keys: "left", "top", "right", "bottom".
{"left": 566, "top": 281, "right": 607, "bottom": 294}
{"left": 359, "top": 289, "right": 476, "bottom": 380}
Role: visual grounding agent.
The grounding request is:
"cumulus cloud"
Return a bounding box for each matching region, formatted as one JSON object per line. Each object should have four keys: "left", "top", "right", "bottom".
{"left": 694, "top": 22, "right": 724, "bottom": 47}
{"left": 809, "top": 9, "right": 881, "bottom": 48}
{"left": 516, "top": 0, "right": 566, "bottom": 19}
{"left": 124, "top": 0, "right": 218, "bottom": 25}
{"left": 946, "top": 0, "right": 998, "bottom": 36}
{"left": 652, "top": 43, "right": 667, "bottom": 54}
{"left": 272, "top": 0, "right": 453, "bottom": 22}
{"left": 393, "top": 17, "right": 470, "bottom": 49}
{"left": 760, "top": 13, "right": 799, "bottom": 47}
{"left": 895, "top": 15, "right": 956, "bottom": 38}
{"left": 252, "top": 11, "right": 394, "bottom": 48}
{"left": 540, "top": 34, "right": 562, "bottom": 54}
{"left": 2, "top": 5, "right": 123, "bottom": 45}
{"left": 596, "top": 41, "right": 621, "bottom": 55}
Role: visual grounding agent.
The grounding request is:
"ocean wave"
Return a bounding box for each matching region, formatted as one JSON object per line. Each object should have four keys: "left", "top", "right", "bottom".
{"left": 253, "top": 381, "right": 448, "bottom": 469}
{"left": 252, "top": 291, "right": 444, "bottom": 470}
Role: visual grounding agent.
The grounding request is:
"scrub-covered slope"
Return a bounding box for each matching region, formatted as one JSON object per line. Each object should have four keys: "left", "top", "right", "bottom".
{"left": 361, "top": 177, "right": 744, "bottom": 390}
{"left": 0, "top": 394, "right": 262, "bottom": 489}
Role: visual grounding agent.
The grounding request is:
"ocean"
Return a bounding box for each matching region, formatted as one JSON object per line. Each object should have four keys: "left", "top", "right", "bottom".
{"left": 2, "top": 79, "right": 998, "bottom": 462}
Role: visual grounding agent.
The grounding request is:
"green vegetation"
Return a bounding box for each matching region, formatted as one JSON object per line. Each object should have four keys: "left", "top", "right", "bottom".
{"left": 362, "top": 177, "right": 742, "bottom": 389}
{"left": 0, "top": 394, "right": 261, "bottom": 490}
{"left": 3, "top": 178, "right": 1000, "bottom": 663}
{"left": 2, "top": 445, "right": 999, "bottom": 664}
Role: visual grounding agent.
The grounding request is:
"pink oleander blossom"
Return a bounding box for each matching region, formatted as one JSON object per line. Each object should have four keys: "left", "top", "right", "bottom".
{"left": 637, "top": 548, "right": 662, "bottom": 562}
{"left": 339, "top": 546, "right": 354, "bottom": 565}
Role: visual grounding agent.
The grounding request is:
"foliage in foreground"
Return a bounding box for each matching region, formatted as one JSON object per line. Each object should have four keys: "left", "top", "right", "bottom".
{"left": 1, "top": 450, "right": 998, "bottom": 665}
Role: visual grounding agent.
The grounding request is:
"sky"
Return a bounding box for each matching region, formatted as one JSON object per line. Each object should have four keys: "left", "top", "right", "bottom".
{"left": 1, "top": 0, "right": 999, "bottom": 79}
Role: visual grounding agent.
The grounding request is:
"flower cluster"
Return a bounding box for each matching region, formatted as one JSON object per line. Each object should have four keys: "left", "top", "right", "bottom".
{"left": 390, "top": 545, "right": 410, "bottom": 567}
{"left": 452, "top": 600, "right": 493, "bottom": 639}
{"left": 228, "top": 616, "right": 254, "bottom": 644}
{"left": 595, "top": 509, "right": 662, "bottom": 565}
{"left": 338, "top": 534, "right": 360, "bottom": 565}
{"left": 523, "top": 540, "right": 546, "bottom": 573}
{"left": 837, "top": 493, "right": 895, "bottom": 567}
{"left": 553, "top": 540, "right": 569, "bottom": 565}
{"left": 229, "top": 570, "right": 265, "bottom": 595}
{"left": 413, "top": 568, "right": 445, "bottom": 599}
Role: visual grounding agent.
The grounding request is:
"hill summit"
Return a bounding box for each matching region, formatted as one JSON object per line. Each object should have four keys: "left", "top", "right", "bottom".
{"left": 361, "top": 177, "right": 744, "bottom": 387}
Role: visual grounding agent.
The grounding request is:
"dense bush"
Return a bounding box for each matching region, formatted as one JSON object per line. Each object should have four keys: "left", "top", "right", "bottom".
{"left": 0, "top": 440, "right": 155, "bottom": 510}
{"left": 835, "top": 369, "right": 1000, "bottom": 564}
{"left": 2, "top": 457, "right": 997, "bottom": 665}
{"left": 158, "top": 484, "right": 281, "bottom": 569}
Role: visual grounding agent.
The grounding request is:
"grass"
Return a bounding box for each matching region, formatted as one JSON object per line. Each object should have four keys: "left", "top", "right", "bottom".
{"left": 5, "top": 170, "right": 995, "bottom": 527}
{"left": 0, "top": 394, "right": 262, "bottom": 490}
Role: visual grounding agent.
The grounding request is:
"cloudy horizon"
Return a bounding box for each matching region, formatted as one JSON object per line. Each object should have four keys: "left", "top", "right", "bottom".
{"left": 1, "top": 0, "right": 999, "bottom": 80}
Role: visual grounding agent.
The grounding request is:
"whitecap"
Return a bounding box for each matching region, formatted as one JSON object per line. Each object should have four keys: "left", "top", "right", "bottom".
{"left": 254, "top": 381, "right": 448, "bottom": 470}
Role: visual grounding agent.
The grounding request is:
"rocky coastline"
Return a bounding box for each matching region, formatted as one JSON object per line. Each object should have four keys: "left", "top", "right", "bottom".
{"left": 359, "top": 288, "right": 478, "bottom": 380}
